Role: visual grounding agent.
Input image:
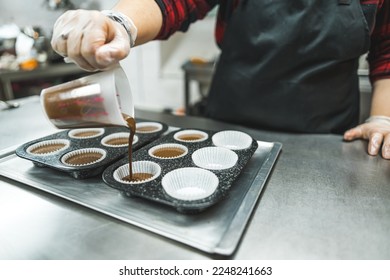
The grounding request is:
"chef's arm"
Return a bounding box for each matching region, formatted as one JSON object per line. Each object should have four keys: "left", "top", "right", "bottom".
{"left": 112, "top": 0, "right": 163, "bottom": 46}
{"left": 370, "top": 79, "right": 390, "bottom": 116}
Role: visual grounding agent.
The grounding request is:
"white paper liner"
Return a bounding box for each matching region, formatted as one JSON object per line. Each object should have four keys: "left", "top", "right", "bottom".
{"left": 113, "top": 161, "right": 161, "bottom": 185}
{"left": 173, "top": 129, "right": 208, "bottom": 143}
{"left": 148, "top": 143, "right": 188, "bottom": 159}
{"left": 61, "top": 148, "right": 106, "bottom": 166}
{"left": 68, "top": 128, "right": 105, "bottom": 139}
{"left": 135, "top": 122, "right": 163, "bottom": 134}
{"left": 26, "top": 139, "right": 70, "bottom": 156}
{"left": 162, "top": 167, "right": 219, "bottom": 201}
{"left": 101, "top": 132, "right": 138, "bottom": 147}
{"left": 192, "top": 147, "right": 238, "bottom": 170}
{"left": 212, "top": 130, "right": 252, "bottom": 150}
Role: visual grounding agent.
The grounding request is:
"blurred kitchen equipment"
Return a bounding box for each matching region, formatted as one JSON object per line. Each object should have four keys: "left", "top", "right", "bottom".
{"left": 43, "top": 0, "right": 75, "bottom": 10}
{"left": 0, "top": 100, "right": 19, "bottom": 110}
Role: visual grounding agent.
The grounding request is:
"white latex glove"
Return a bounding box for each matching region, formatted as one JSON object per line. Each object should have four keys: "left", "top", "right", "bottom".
{"left": 343, "top": 116, "right": 390, "bottom": 159}
{"left": 51, "top": 10, "right": 130, "bottom": 71}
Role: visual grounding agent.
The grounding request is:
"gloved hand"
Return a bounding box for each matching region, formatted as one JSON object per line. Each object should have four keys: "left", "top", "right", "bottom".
{"left": 51, "top": 10, "right": 130, "bottom": 71}
{"left": 343, "top": 116, "right": 390, "bottom": 159}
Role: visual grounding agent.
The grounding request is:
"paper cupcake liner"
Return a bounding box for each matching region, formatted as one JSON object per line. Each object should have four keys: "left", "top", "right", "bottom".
{"left": 26, "top": 139, "right": 70, "bottom": 156}
{"left": 148, "top": 143, "right": 188, "bottom": 159}
{"left": 68, "top": 128, "right": 105, "bottom": 139}
{"left": 61, "top": 148, "right": 106, "bottom": 167}
{"left": 173, "top": 129, "right": 208, "bottom": 143}
{"left": 212, "top": 130, "right": 252, "bottom": 150}
{"left": 135, "top": 122, "right": 163, "bottom": 134}
{"left": 162, "top": 167, "right": 219, "bottom": 201}
{"left": 113, "top": 161, "right": 161, "bottom": 185}
{"left": 101, "top": 132, "right": 138, "bottom": 147}
{"left": 192, "top": 146, "right": 238, "bottom": 170}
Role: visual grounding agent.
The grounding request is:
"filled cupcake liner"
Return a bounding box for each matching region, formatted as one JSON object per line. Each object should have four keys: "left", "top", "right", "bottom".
{"left": 162, "top": 167, "right": 219, "bottom": 201}
{"left": 68, "top": 128, "right": 105, "bottom": 139}
{"left": 61, "top": 148, "right": 107, "bottom": 167}
{"left": 26, "top": 139, "right": 70, "bottom": 156}
{"left": 113, "top": 161, "right": 161, "bottom": 185}
{"left": 173, "top": 129, "right": 209, "bottom": 143}
{"left": 136, "top": 122, "right": 163, "bottom": 134}
{"left": 101, "top": 132, "right": 138, "bottom": 147}
{"left": 192, "top": 147, "right": 238, "bottom": 170}
{"left": 148, "top": 143, "right": 188, "bottom": 159}
{"left": 212, "top": 130, "right": 253, "bottom": 150}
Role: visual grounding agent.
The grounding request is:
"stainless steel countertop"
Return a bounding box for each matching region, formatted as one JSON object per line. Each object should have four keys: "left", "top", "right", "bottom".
{"left": 1, "top": 96, "right": 389, "bottom": 260}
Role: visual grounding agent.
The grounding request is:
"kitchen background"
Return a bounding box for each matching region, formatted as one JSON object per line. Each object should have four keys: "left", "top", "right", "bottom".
{"left": 0, "top": 0, "right": 371, "bottom": 121}
{"left": 0, "top": 0, "right": 220, "bottom": 113}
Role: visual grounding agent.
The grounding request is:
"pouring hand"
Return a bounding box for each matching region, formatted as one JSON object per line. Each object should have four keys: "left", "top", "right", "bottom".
{"left": 343, "top": 116, "right": 390, "bottom": 159}
{"left": 51, "top": 10, "right": 130, "bottom": 72}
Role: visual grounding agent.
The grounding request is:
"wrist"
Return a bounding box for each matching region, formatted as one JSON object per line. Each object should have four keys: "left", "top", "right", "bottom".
{"left": 365, "top": 115, "right": 390, "bottom": 125}
{"left": 101, "top": 10, "right": 138, "bottom": 47}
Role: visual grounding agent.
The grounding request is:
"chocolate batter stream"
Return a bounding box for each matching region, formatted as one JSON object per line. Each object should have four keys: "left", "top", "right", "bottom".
{"left": 122, "top": 116, "right": 153, "bottom": 182}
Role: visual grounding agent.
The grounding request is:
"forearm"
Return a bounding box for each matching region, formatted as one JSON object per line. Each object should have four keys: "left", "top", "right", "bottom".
{"left": 113, "top": 0, "right": 163, "bottom": 46}
{"left": 369, "top": 78, "right": 390, "bottom": 117}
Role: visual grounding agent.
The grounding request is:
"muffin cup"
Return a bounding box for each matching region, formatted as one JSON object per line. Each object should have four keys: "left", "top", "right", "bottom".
{"left": 68, "top": 128, "right": 105, "bottom": 139}
{"left": 101, "top": 132, "right": 138, "bottom": 147}
{"left": 212, "top": 130, "right": 253, "bottom": 150}
{"left": 162, "top": 167, "right": 219, "bottom": 201}
{"left": 173, "top": 129, "right": 208, "bottom": 143}
{"left": 113, "top": 161, "right": 161, "bottom": 185}
{"left": 148, "top": 143, "right": 188, "bottom": 159}
{"left": 61, "top": 148, "right": 106, "bottom": 167}
{"left": 26, "top": 139, "right": 70, "bottom": 156}
{"left": 192, "top": 147, "right": 238, "bottom": 170}
{"left": 136, "top": 122, "right": 163, "bottom": 134}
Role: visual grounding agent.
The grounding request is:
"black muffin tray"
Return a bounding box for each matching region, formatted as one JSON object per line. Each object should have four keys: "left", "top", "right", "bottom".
{"left": 15, "top": 120, "right": 168, "bottom": 179}
{"left": 102, "top": 128, "right": 258, "bottom": 213}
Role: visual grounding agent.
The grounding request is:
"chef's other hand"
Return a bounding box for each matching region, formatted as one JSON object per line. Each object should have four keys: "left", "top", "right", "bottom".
{"left": 51, "top": 10, "right": 130, "bottom": 72}
{"left": 343, "top": 116, "right": 390, "bottom": 159}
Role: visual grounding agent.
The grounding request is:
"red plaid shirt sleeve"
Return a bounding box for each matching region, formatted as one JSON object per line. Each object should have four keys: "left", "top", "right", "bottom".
{"left": 367, "top": 0, "right": 390, "bottom": 82}
{"left": 154, "top": 0, "right": 217, "bottom": 40}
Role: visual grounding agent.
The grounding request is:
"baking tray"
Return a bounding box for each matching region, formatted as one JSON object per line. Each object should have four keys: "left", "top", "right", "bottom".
{"left": 103, "top": 129, "right": 258, "bottom": 213}
{"left": 14, "top": 120, "right": 168, "bottom": 179}
{"left": 0, "top": 136, "right": 281, "bottom": 255}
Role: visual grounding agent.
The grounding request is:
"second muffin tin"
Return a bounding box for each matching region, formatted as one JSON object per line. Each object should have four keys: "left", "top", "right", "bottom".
{"left": 102, "top": 128, "right": 258, "bottom": 213}
{"left": 15, "top": 120, "right": 168, "bottom": 179}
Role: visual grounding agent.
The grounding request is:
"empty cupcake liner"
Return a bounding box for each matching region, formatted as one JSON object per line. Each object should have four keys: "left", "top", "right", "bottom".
{"left": 148, "top": 143, "right": 188, "bottom": 159}
{"left": 61, "top": 148, "right": 106, "bottom": 167}
{"left": 212, "top": 130, "right": 253, "bottom": 150}
{"left": 162, "top": 167, "right": 219, "bottom": 201}
{"left": 113, "top": 161, "right": 161, "bottom": 185}
{"left": 26, "top": 139, "right": 70, "bottom": 156}
{"left": 68, "top": 128, "right": 105, "bottom": 139}
{"left": 192, "top": 147, "right": 238, "bottom": 170}
{"left": 173, "top": 129, "right": 208, "bottom": 143}
{"left": 101, "top": 132, "right": 138, "bottom": 147}
{"left": 136, "top": 122, "right": 163, "bottom": 134}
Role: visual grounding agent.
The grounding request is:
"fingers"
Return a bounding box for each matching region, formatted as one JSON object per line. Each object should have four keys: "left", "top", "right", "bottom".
{"left": 51, "top": 10, "right": 130, "bottom": 71}
{"left": 343, "top": 125, "right": 363, "bottom": 141}
{"left": 368, "top": 132, "right": 383, "bottom": 156}
{"left": 382, "top": 133, "right": 390, "bottom": 159}
{"left": 344, "top": 122, "right": 390, "bottom": 160}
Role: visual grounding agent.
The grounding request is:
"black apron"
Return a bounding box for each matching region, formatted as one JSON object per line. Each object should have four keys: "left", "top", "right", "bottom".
{"left": 206, "top": 0, "right": 374, "bottom": 134}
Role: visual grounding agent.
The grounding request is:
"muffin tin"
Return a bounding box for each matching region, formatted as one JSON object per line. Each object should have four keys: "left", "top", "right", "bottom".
{"left": 15, "top": 120, "right": 168, "bottom": 179}
{"left": 102, "top": 129, "right": 259, "bottom": 213}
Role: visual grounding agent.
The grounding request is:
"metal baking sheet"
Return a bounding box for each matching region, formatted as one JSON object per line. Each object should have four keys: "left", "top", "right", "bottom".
{"left": 0, "top": 140, "right": 281, "bottom": 255}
